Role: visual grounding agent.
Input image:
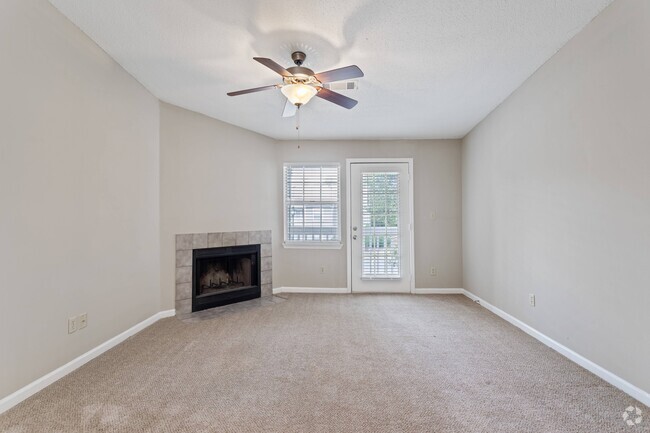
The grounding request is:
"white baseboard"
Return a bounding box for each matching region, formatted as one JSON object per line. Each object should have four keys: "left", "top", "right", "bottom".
{"left": 413, "top": 288, "right": 464, "bottom": 294}
{"left": 273, "top": 287, "right": 350, "bottom": 294}
{"left": 0, "top": 309, "right": 176, "bottom": 415}
{"left": 274, "top": 287, "right": 465, "bottom": 295}
{"left": 461, "top": 290, "right": 649, "bottom": 407}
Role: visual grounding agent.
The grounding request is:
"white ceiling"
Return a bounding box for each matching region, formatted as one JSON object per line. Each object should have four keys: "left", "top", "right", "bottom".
{"left": 49, "top": 0, "right": 614, "bottom": 140}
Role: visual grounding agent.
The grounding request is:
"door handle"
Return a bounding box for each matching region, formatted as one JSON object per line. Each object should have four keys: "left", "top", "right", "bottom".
{"left": 353, "top": 235, "right": 358, "bottom": 240}
{"left": 352, "top": 226, "right": 358, "bottom": 231}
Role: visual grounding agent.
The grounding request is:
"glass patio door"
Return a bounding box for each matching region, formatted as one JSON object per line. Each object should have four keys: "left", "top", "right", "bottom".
{"left": 350, "top": 162, "right": 412, "bottom": 292}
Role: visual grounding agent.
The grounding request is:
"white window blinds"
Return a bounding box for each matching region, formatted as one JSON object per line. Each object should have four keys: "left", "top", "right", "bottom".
{"left": 361, "top": 172, "right": 401, "bottom": 278}
{"left": 284, "top": 163, "right": 341, "bottom": 245}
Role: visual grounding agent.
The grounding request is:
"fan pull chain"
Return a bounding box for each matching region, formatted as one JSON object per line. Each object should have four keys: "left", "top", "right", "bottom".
{"left": 295, "top": 105, "right": 301, "bottom": 131}
{"left": 296, "top": 105, "right": 302, "bottom": 147}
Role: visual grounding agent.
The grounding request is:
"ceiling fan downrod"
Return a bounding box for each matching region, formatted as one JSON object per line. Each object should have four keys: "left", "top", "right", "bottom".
{"left": 291, "top": 51, "right": 306, "bottom": 66}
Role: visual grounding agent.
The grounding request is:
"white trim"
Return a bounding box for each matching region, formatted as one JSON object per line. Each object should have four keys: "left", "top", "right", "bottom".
{"left": 273, "top": 287, "right": 350, "bottom": 294}
{"left": 274, "top": 287, "right": 465, "bottom": 295}
{"left": 346, "top": 158, "right": 415, "bottom": 294}
{"left": 351, "top": 288, "right": 411, "bottom": 294}
{"left": 0, "top": 309, "right": 176, "bottom": 415}
{"left": 282, "top": 241, "right": 343, "bottom": 250}
{"left": 407, "top": 162, "right": 416, "bottom": 293}
{"left": 346, "top": 161, "right": 352, "bottom": 291}
{"left": 461, "top": 290, "right": 650, "bottom": 407}
{"left": 414, "top": 288, "right": 465, "bottom": 294}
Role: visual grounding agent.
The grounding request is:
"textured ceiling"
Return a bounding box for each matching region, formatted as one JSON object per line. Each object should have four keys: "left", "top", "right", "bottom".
{"left": 49, "top": 0, "right": 614, "bottom": 140}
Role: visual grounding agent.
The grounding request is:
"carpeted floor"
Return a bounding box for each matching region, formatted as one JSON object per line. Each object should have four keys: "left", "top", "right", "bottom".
{"left": 0, "top": 294, "right": 647, "bottom": 432}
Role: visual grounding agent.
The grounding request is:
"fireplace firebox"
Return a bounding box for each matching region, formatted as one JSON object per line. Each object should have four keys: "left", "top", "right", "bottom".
{"left": 192, "top": 244, "right": 261, "bottom": 312}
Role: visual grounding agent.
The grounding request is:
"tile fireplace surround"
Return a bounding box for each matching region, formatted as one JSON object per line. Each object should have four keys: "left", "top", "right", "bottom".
{"left": 175, "top": 230, "right": 272, "bottom": 315}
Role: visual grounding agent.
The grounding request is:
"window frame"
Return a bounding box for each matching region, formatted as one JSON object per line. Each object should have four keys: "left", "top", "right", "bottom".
{"left": 283, "top": 162, "right": 343, "bottom": 249}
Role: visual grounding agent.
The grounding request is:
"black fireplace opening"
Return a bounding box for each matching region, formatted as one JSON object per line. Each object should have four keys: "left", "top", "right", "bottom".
{"left": 192, "top": 244, "right": 261, "bottom": 312}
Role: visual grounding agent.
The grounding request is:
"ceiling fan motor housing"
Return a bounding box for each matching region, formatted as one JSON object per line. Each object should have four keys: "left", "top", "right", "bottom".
{"left": 286, "top": 67, "right": 317, "bottom": 80}
{"left": 286, "top": 52, "right": 318, "bottom": 84}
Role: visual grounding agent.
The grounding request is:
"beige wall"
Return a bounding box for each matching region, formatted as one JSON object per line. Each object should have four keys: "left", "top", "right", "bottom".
{"left": 275, "top": 140, "right": 462, "bottom": 289}
{"left": 159, "top": 103, "right": 279, "bottom": 310}
{"left": 462, "top": 0, "right": 650, "bottom": 393}
{"left": 158, "top": 108, "right": 463, "bottom": 302}
{"left": 0, "top": 0, "right": 161, "bottom": 400}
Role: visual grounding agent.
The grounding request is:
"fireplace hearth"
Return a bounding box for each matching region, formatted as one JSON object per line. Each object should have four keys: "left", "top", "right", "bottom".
{"left": 192, "top": 244, "right": 261, "bottom": 312}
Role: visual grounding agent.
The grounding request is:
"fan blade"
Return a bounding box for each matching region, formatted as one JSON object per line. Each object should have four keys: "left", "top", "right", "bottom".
{"left": 314, "top": 65, "right": 364, "bottom": 83}
{"left": 254, "top": 57, "right": 292, "bottom": 77}
{"left": 315, "top": 87, "right": 358, "bottom": 109}
{"left": 227, "top": 85, "right": 278, "bottom": 96}
{"left": 282, "top": 99, "right": 298, "bottom": 118}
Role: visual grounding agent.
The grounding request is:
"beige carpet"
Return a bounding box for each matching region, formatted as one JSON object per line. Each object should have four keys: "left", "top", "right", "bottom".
{"left": 0, "top": 294, "right": 647, "bottom": 432}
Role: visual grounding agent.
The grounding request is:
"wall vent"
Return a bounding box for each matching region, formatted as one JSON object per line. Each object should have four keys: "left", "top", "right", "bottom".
{"left": 323, "top": 81, "right": 358, "bottom": 91}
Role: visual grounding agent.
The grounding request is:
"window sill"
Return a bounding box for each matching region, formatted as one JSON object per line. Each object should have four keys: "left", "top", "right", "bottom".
{"left": 282, "top": 242, "right": 344, "bottom": 250}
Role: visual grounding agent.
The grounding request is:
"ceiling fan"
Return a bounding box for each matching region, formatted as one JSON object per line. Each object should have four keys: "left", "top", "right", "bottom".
{"left": 227, "top": 51, "right": 364, "bottom": 118}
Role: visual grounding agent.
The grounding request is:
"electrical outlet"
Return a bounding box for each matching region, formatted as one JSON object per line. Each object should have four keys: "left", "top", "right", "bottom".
{"left": 68, "top": 316, "right": 77, "bottom": 334}
{"left": 430, "top": 266, "right": 437, "bottom": 276}
{"left": 529, "top": 294, "right": 536, "bottom": 307}
{"left": 79, "top": 313, "right": 87, "bottom": 329}
{"left": 320, "top": 266, "right": 326, "bottom": 274}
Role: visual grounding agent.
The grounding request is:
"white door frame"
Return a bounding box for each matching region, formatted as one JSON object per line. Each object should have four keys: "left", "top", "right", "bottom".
{"left": 346, "top": 158, "right": 415, "bottom": 293}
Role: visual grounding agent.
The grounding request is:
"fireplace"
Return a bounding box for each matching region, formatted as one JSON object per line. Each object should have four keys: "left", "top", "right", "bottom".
{"left": 192, "top": 244, "right": 261, "bottom": 312}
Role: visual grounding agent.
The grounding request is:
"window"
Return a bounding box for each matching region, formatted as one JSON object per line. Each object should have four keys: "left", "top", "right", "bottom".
{"left": 361, "top": 172, "right": 401, "bottom": 278}
{"left": 283, "top": 163, "right": 341, "bottom": 248}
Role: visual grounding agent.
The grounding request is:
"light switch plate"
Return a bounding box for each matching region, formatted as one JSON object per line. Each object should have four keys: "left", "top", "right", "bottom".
{"left": 68, "top": 316, "right": 77, "bottom": 334}
{"left": 79, "top": 313, "right": 87, "bottom": 329}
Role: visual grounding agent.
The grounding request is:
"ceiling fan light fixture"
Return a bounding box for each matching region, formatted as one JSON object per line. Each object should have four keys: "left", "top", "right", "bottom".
{"left": 228, "top": 52, "right": 363, "bottom": 114}
{"left": 281, "top": 83, "right": 317, "bottom": 106}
